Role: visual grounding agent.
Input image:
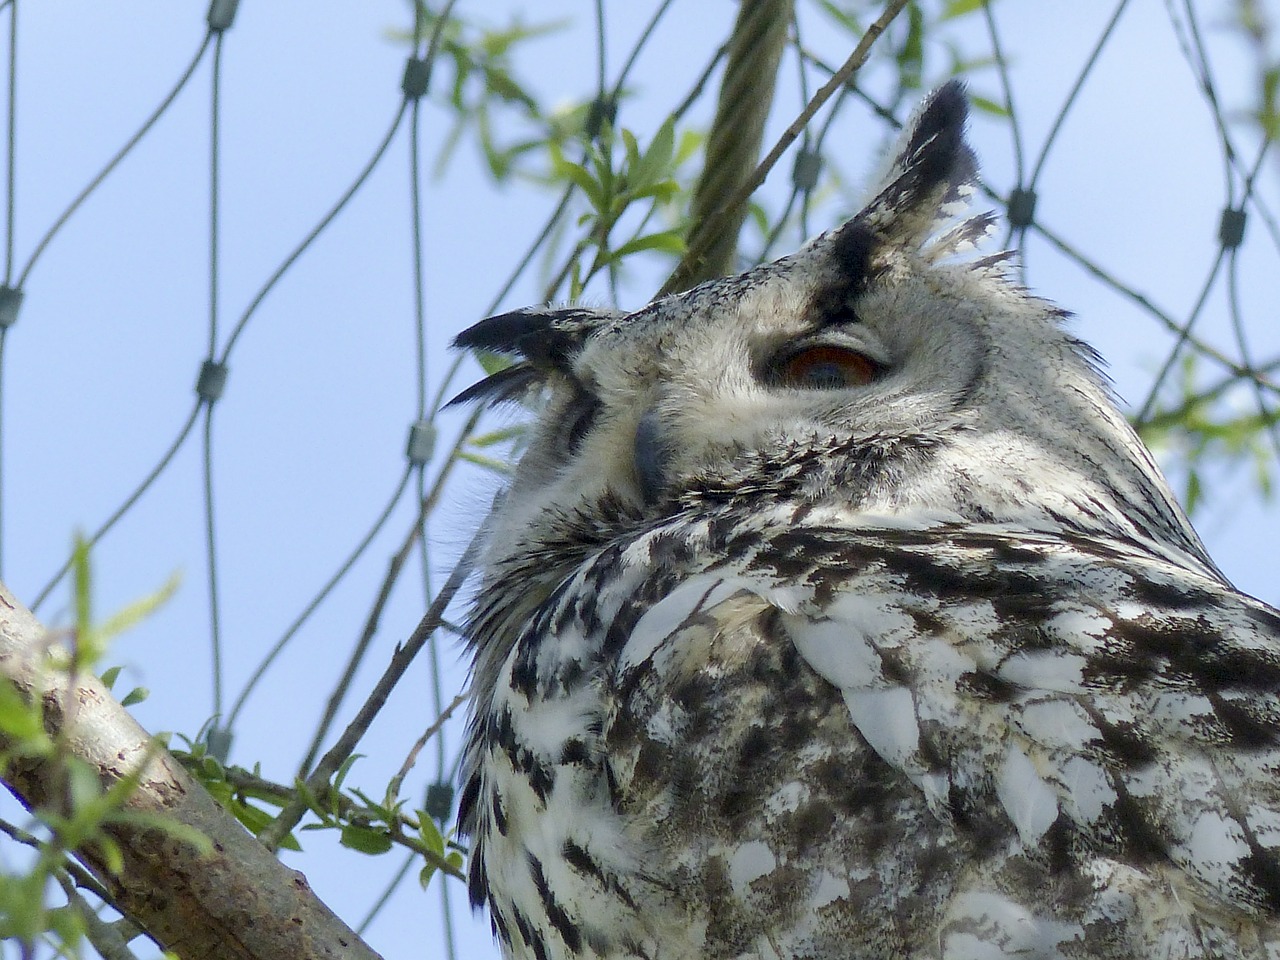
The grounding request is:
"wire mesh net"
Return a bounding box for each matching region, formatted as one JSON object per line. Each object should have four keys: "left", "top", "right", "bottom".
{"left": 1, "top": 1, "right": 1277, "bottom": 956}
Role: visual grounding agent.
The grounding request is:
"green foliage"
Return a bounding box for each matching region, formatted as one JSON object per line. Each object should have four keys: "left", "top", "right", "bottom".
{"left": 174, "top": 746, "right": 467, "bottom": 887}
{"left": 1138, "top": 356, "right": 1280, "bottom": 515}
{"left": 174, "top": 733, "right": 303, "bottom": 853}
{"left": 1229, "top": 0, "right": 1280, "bottom": 139}
{"left": 401, "top": 10, "right": 583, "bottom": 181}
{"left": 417, "top": 813, "right": 465, "bottom": 890}
{"left": 544, "top": 116, "right": 690, "bottom": 298}
{"left": 0, "top": 539, "right": 181, "bottom": 958}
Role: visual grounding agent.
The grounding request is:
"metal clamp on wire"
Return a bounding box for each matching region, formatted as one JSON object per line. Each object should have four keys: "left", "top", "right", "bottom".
{"left": 406, "top": 419, "right": 436, "bottom": 465}
{"left": 207, "top": 0, "right": 239, "bottom": 32}
{"left": 1006, "top": 187, "right": 1037, "bottom": 229}
{"left": 402, "top": 57, "right": 430, "bottom": 99}
{"left": 0, "top": 286, "right": 22, "bottom": 330}
{"left": 196, "top": 359, "right": 229, "bottom": 404}
{"left": 425, "top": 781, "right": 454, "bottom": 822}
{"left": 792, "top": 149, "right": 822, "bottom": 193}
{"left": 1219, "top": 207, "right": 1246, "bottom": 250}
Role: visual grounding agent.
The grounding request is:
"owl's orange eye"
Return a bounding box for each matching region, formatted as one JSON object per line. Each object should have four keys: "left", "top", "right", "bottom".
{"left": 776, "top": 344, "right": 879, "bottom": 390}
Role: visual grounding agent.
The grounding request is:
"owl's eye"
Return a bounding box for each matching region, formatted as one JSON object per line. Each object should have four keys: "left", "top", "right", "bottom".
{"left": 775, "top": 344, "right": 879, "bottom": 390}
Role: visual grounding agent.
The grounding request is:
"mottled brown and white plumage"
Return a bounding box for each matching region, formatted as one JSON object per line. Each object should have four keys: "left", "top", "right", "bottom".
{"left": 452, "top": 82, "right": 1280, "bottom": 959}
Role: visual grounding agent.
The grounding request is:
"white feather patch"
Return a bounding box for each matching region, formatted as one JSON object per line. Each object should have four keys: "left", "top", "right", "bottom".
{"left": 842, "top": 686, "right": 922, "bottom": 772}
{"left": 997, "top": 743, "right": 1059, "bottom": 845}
{"left": 620, "top": 575, "right": 741, "bottom": 674}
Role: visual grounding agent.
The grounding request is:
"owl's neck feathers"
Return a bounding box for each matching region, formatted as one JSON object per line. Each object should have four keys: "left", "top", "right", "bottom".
{"left": 466, "top": 398, "right": 1220, "bottom": 702}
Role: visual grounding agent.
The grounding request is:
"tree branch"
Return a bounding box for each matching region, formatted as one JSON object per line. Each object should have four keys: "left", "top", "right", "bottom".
{"left": 678, "top": 0, "right": 794, "bottom": 288}
{"left": 0, "top": 584, "right": 384, "bottom": 960}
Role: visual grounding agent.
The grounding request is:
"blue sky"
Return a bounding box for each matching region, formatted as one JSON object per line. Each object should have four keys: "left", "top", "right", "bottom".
{"left": 3, "top": 2, "right": 1278, "bottom": 958}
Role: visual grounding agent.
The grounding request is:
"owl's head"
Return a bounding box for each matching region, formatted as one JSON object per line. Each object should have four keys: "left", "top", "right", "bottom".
{"left": 453, "top": 81, "right": 1216, "bottom": 597}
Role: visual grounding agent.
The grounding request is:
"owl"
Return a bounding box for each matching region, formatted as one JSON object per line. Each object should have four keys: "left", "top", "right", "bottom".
{"left": 452, "top": 82, "right": 1280, "bottom": 959}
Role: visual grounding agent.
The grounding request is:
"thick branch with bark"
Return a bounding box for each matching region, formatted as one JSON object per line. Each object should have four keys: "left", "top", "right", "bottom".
{"left": 0, "top": 584, "right": 384, "bottom": 960}
{"left": 676, "top": 0, "right": 794, "bottom": 289}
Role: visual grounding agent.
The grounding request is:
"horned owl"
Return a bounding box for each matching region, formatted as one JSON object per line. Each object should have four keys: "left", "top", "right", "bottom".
{"left": 452, "top": 82, "right": 1280, "bottom": 959}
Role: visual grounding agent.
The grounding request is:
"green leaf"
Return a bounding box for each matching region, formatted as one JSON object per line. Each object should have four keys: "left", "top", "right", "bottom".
{"left": 99, "top": 665, "right": 121, "bottom": 690}
{"left": 625, "top": 179, "right": 680, "bottom": 204}
{"left": 1185, "top": 468, "right": 1203, "bottom": 514}
{"left": 457, "top": 450, "right": 515, "bottom": 474}
{"left": 620, "top": 128, "right": 641, "bottom": 173}
{"left": 200, "top": 755, "right": 226, "bottom": 782}
{"left": 332, "top": 753, "right": 362, "bottom": 795}
{"left": 609, "top": 229, "right": 687, "bottom": 262}
{"left": 72, "top": 535, "right": 92, "bottom": 640}
{"left": 45, "top": 904, "right": 86, "bottom": 952}
{"left": 232, "top": 799, "right": 275, "bottom": 835}
{"left": 340, "top": 824, "right": 394, "bottom": 855}
{"left": 468, "top": 425, "right": 527, "bottom": 448}
{"left": 203, "top": 780, "right": 233, "bottom": 806}
{"left": 968, "top": 94, "right": 1010, "bottom": 118}
{"left": 94, "top": 572, "right": 180, "bottom": 649}
{"left": 0, "top": 677, "right": 46, "bottom": 745}
{"left": 895, "top": 3, "right": 925, "bottom": 88}
{"left": 96, "top": 835, "right": 125, "bottom": 875}
{"left": 629, "top": 119, "right": 676, "bottom": 193}
{"left": 418, "top": 814, "right": 446, "bottom": 857}
{"left": 747, "top": 200, "right": 771, "bottom": 237}
{"left": 813, "top": 0, "right": 862, "bottom": 32}
{"left": 549, "top": 142, "right": 604, "bottom": 211}
{"left": 476, "top": 349, "right": 511, "bottom": 376}
{"left": 66, "top": 760, "right": 104, "bottom": 813}
{"left": 939, "top": 0, "right": 989, "bottom": 21}
{"left": 120, "top": 686, "right": 150, "bottom": 708}
{"left": 480, "top": 17, "right": 569, "bottom": 59}
{"left": 674, "top": 129, "right": 704, "bottom": 166}
{"left": 115, "top": 811, "right": 216, "bottom": 856}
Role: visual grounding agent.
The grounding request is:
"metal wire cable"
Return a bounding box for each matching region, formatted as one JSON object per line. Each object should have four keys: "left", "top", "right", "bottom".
{"left": 204, "top": 27, "right": 227, "bottom": 727}
{"left": 0, "top": 0, "right": 13, "bottom": 578}
{"left": 4, "top": 0, "right": 15, "bottom": 285}
{"left": 31, "top": 402, "right": 203, "bottom": 612}
{"left": 218, "top": 100, "right": 410, "bottom": 361}
{"left": 225, "top": 466, "right": 414, "bottom": 731}
{"left": 17, "top": 30, "right": 213, "bottom": 289}
{"left": 1027, "top": 0, "right": 1132, "bottom": 189}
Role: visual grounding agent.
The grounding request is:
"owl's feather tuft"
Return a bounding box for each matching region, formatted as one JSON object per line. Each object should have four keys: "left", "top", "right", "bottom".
{"left": 449, "top": 306, "right": 623, "bottom": 408}
{"left": 855, "top": 79, "right": 978, "bottom": 249}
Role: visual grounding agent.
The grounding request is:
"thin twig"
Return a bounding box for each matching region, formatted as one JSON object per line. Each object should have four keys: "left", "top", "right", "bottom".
{"left": 258, "top": 531, "right": 482, "bottom": 851}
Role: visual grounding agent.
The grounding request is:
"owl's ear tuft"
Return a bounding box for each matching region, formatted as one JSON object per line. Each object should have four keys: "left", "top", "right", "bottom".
{"left": 449, "top": 306, "right": 621, "bottom": 409}
{"left": 445, "top": 362, "right": 544, "bottom": 409}
{"left": 455, "top": 308, "right": 624, "bottom": 368}
{"left": 452, "top": 306, "right": 621, "bottom": 371}
{"left": 854, "top": 79, "right": 979, "bottom": 251}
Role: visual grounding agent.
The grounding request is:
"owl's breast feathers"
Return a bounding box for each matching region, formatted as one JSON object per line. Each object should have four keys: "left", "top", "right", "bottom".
{"left": 460, "top": 510, "right": 1280, "bottom": 959}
